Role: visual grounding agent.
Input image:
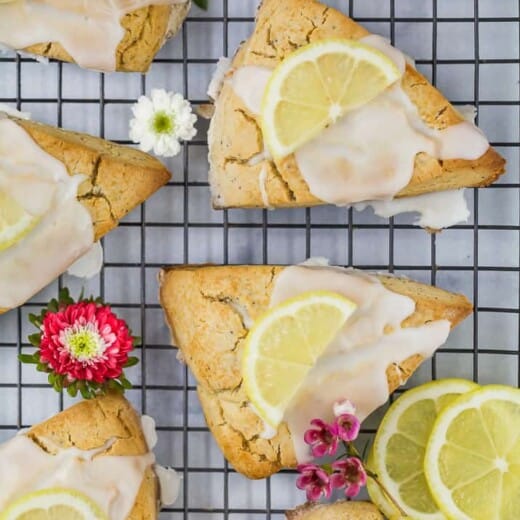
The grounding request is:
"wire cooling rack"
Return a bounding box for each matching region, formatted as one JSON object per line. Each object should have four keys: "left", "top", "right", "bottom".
{"left": 0, "top": 0, "right": 519, "bottom": 518}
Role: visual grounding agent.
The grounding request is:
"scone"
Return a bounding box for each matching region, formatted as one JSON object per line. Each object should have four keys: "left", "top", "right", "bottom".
{"left": 0, "top": 1, "right": 191, "bottom": 72}
{"left": 159, "top": 264, "right": 473, "bottom": 479}
{"left": 0, "top": 393, "right": 165, "bottom": 519}
{"left": 208, "top": 0, "right": 505, "bottom": 216}
{"left": 0, "top": 113, "right": 170, "bottom": 313}
{"left": 286, "top": 501, "right": 383, "bottom": 520}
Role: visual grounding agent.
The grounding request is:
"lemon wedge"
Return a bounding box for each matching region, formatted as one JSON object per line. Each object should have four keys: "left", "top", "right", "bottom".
{"left": 242, "top": 290, "right": 357, "bottom": 429}
{"left": 0, "top": 190, "right": 40, "bottom": 252}
{"left": 368, "top": 379, "right": 479, "bottom": 520}
{"left": 0, "top": 488, "right": 108, "bottom": 520}
{"left": 424, "top": 385, "right": 520, "bottom": 520}
{"left": 261, "top": 39, "right": 401, "bottom": 158}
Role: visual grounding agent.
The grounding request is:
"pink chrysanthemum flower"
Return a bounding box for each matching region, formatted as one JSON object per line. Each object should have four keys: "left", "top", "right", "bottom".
{"left": 40, "top": 301, "right": 133, "bottom": 384}
{"left": 304, "top": 419, "right": 339, "bottom": 457}
{"left": 330, "top": 457, "right": 367, "bottom": 498}
{"left": 296, "top": 464, "right": 333, "bottom": 501}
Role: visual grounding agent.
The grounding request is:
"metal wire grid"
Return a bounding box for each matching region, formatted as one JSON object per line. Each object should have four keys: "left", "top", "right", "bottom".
{"left": 0, "top": 0, "right": 519, "bottom": 518}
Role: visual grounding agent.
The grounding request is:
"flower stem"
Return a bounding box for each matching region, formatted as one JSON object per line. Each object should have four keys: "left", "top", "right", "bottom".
{"left": 343, "top": 441, "right": 408, "bottom": 518}
{"left": 365, "top": 468, "right": 409, "bottom": 518}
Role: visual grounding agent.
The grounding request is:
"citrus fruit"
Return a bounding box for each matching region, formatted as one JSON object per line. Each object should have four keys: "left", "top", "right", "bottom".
{"left": 425, "top": 385, "right": 520, "bottom": 520}
{"left": 0, "top": 488, "right": 108, "bottom": 520}
{"left": 0, "top": 190, "right": 40, "bottom": 252}
{"left": 242, "top": 290, "right": 357, "bottom": 428}
{"left": 261, "top": 39, "right": 401, "bottom": 158}
{"left": 369, "top": 379, "right": 479, "bottom": 519}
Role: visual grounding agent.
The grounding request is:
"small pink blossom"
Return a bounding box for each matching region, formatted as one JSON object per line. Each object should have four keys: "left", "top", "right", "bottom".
{"left": 296, "top": 464, "right": 333, "bottom": 501}
{"left": 304, "top": 419, "right": 338, "bottom": 457}
{"left": 334, "top": 413, "right": 361, "bottom": 442}
{"left": 333, "top": 399, "right": 357, "bottom": 417}
{"left": 330, "top": 457, "right": 367, "bottom": 498}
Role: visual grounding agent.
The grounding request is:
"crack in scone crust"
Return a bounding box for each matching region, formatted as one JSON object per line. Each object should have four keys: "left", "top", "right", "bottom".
{"left": 208, "top": 0, "right": 506, "bottom": 209}
{"left": 11, "top": 117, "right": 171, "bottom": 241}
{"left": 159, "top": 265, "right": 473, "bottom": 479}
{"left": 21, "top": 3, "right": 191, "bottom": 73}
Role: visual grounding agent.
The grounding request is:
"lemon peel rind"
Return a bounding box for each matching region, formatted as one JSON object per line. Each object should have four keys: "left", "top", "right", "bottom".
{"left": 242, "top": 290, "right": 357, "bottom": 429}
{"left": 370, "top": 379, "right": 479, "bottom": 520}
{"left": 424, "top": 385, "right": 520, "bottom": 520}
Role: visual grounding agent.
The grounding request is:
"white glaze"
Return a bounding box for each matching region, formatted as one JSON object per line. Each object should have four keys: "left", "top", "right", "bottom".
{"left": 0, "top": 0, "right": 187, "bottom": 72}
{"left": 0, "top": 435, "right": 154, "bottom": 519}
{"left": 67, "top": 241, "right": 104, "bottom": 279}
{"left": 258, "top": 165, "right": 271, "bottom": 209}
{"left": 354, "top": 189, "right": 470, "bottom": 229}
{"left": 207, "top": 56, "right": 233, "bottom": 100}
{"left": 227, "top": 36, "right": 489, "bottom": 226}
{"left": 0, "top": 118, "right": 94, "bottom": 309}
{"left": 270, "top": 265, "right": 451, "bottom": 462}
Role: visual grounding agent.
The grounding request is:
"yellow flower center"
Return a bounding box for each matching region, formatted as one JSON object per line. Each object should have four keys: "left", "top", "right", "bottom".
{"left": 152, "top": 111, "right": 175, "bottom": 135}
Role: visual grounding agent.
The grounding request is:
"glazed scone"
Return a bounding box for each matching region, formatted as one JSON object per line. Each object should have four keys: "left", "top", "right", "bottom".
{"left": 13, "top": 117, "right": 171, "bottom": 239}
{"left": 286, "top": 501, "right": 383, "bottom": 520}
{"left": 159, "top": 265, "right": 473, "bottom": 479}
{"left": 208, "top": 0, "right": 505, "bottom": 210}
{"left": 0, "top": 115, "right": 170, "bottom": 314}
{"left": 1, "top": 1, "right": 191, "bottom": 73}
{"left": 1, "top": 393, "right": 160, "bottom": 519}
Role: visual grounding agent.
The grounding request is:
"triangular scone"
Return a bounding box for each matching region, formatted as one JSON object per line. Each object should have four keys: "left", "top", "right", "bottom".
{"left": 208, "top": 0, "right": 505, "bottom": 209}
{"left": 17, "top": 393, "right": 157, "bottom": 519}
{"left": 159, "top": 265, "right": 473, "bottom": 479}
{"left": 0, "top": 116, "right": 170, "bottom": 315}
{"left": 286, "top": 501, "right": 383, "bottom": 520}
{"left": 16, "top": 3, "right": 190, "bottom": 73}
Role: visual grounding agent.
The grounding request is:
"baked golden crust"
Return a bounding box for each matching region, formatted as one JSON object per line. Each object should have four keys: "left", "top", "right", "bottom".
{"left": 13, "top": 117, "right": 171, "bottom": 239}
{"left": 286, "top": 501, "right": 383, "bottom": 520}
{"left": 26, "top": 393, "right": 158, "bottom": 520}
{"left": 209, "top": 0, "right": 506, "bottom": 209}
{"left": 159, "top": 265, "right": 473, "bottom": 479}
{"left": 23, "top": 3, "right": 191, "bottom": 73}
{"left": 0, "top": 117, "right": 170, "bottom": 315}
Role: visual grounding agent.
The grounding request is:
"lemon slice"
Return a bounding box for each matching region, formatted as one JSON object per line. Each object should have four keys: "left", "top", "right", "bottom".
{"left": 369, "top": 379, "right": 479, "bottom": 520}
{"left": 242, "top": 290, "right": 357, "bottom": 429}
{"left": 0, "top": 190, "right": 39, "bottom": 252}
{"left": 261, "top": 39, "right": 401, "bottom": 158}
{"left": 425, "top": 385, "right": 520, "bottom": 520}
{"left": 0, "top": 488, "right": 108, "bottom": 520}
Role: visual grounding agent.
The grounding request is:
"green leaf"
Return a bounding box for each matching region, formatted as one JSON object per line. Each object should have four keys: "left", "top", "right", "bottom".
{"left": 28, "top": 313, "right": 42, "bottom": 328}
{"left": 54, "top": 375, "right": 64, "bottom": 392}
{"left": 124, "top": 357, "right": 139, "bottom": 368}
{"left": 132, "top": 336, "right": 141, "bottom": 347}
{"left": 67, "top": 383, "right": 78, "bottom": 397}
{"left": 119, "top": 376, "right": 133, "bottom": 390}
{"left": 18, "top": 353, "right": 39, "bottom": 364}
{"left": 28, "top": 333, "right": 41, "bottom": 347}
{"left": 194, "top": 0, "right": 208, "bottom": 10}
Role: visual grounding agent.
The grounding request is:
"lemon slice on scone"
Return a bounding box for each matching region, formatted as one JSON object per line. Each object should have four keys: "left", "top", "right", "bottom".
{"left": 0, "top": 190, "right": 40, "bottom": 252}
{"left": 0, "top": 488, "right": 108, "bottom": 520}
{"left": 261, "top": 39, "right": 401, "bottom": 158}
{"left": 242, "top": 290, "right": 357, "bottom": 429}
{"left": 368, "top": 379, "right": 479, "bottom": 520}
{"left": 424, "top": 385, "right": 520, "bottom": 520}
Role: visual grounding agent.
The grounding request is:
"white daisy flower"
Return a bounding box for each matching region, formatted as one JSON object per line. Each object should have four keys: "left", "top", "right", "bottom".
{"left": 129, "top": 89, "right": 197, "bottom": 158}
